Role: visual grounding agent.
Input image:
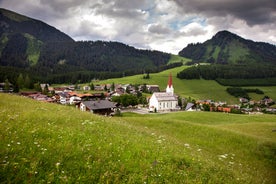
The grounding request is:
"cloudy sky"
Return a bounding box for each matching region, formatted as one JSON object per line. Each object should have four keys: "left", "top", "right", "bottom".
{"left": 1, "top": 0, "right": 275, "bottom": 54}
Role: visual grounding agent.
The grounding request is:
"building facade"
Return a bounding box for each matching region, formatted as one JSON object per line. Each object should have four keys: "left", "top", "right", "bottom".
{"left": 149, "top": 73, "right": 178, "bottom": 112}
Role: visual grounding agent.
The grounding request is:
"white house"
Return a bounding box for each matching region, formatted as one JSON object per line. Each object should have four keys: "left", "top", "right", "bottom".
{"left": 149, "top": 73, "right": 179, "bottom": 112}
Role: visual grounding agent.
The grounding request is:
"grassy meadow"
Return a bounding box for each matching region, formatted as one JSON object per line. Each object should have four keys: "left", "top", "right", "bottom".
{"left": 1, "top": 93, "right": 276, "bottom": 183}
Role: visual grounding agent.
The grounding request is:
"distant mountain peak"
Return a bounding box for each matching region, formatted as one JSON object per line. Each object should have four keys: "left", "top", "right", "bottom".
{"left": 178, "top": 30, "right": 276, "bottom": 64}
{"left": 213, "top": 30, "right": 239, "bottom": 39}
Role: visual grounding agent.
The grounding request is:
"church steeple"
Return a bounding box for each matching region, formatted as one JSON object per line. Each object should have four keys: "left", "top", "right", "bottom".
{"left": 166, "top": 73, "right": 174, "bottom": 94}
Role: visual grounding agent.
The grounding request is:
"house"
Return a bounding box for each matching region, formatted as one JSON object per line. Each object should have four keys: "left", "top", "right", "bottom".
{"left": 69, "top": 96, "right": 81, "bottom": 105}
{"left": 147, "top": 85, "right": 160, "bottom": 93}
{"left": 0, "top": 82, "right": 13, "bottom": 92}
{"left": 83, "top": 86, "right": 91, "bottom": 91}
{"left": 79, "top": 100, "right": 116, "bottom": 115}
{"left": 239, "top": 97, "right": 249, "bottom": 103}
{"left": 185, "top": 103, "right": 195, "bottom": 111}
{"left": 149, "top": 73, "right": 179, "bottom": 112}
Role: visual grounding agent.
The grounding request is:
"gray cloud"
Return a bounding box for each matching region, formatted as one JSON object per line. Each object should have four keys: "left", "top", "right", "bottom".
{"left": 173, "top": 0, "right": 276, "bottom": 26}
{"left": 148, "top": 23, "right": 171, "bottom": 34}
{"left": 0, "top": 0, "right": 275, "bottom": 54}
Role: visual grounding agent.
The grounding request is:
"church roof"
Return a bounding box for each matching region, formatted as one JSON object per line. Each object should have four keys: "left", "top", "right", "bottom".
{"left": 153, "top": 92, "right": 177, "bottom": 101}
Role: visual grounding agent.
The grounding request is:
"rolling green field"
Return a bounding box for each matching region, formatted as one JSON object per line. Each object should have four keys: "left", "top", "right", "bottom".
{"left": 95, "top": 66, "right": 276, "bottom": 104}
{"left": 1, "top": 93, "right": 275, "bottom": 183}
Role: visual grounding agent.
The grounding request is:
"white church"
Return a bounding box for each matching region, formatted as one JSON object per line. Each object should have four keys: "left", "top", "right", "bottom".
{"left": 149, "top": 73, "right": 179, "bottom": 112}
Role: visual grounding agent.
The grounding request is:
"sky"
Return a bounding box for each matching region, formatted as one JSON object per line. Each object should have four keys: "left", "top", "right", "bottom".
{"left": 0, "top": 0, "right": 275, "bottom": 54}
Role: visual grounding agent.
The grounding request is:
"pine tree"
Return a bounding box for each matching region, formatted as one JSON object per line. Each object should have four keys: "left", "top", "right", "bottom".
{"left": 4, "top": 79, "right": 10, "bottom": 92}
{"left": 90, "top": 82, "right": 94, "bottom": 90}
{"left": 17, "top": 73, "right": 24, "bottom": 89}
{"left": 24, "top": 74, "right": 31, "bottom": 89}
{"left": 111, "top": 82, "right": 115, "bottom": 91}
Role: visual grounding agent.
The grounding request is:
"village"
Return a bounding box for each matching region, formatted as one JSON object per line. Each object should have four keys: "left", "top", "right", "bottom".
{"left": 1, "top": 74, "right": 275, "bottom": 115}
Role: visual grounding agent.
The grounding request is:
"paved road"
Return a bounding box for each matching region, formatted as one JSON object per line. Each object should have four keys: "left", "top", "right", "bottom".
{"left": 121, "top": 108, "right": 150, "bottom": 114}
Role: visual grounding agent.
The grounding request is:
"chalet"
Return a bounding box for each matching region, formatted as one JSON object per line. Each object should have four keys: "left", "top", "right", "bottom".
{"left": 149, "top": 73, "right": 179, "bottom": 112}
{"left": 147, "top": 85, "right": 160, "bottom": 93}
{"left": 59, "top": 93, "right": 69, "bottom": 104}
{"left": 185, "top": 103, "right": 195, "bottom": 111}
{"left": 79, "top": 100, "right": 116, "bottom": 115}
{"left": 69, "top": 96, "right": 81, "bottom": 105}
{"left": 83, "top": 86, "right": 91, "bottom": 91}
{"left": 0, "top": 82, "right": 13, "bottom": 92}
{"left": 239, "top": 97, "right": 249, "bottom": 103}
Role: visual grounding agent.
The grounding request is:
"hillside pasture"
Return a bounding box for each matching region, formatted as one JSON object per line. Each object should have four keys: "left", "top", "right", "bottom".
{"left": 0, "top": 93, "right": 275, "bottom": 183}
{"left": 97, "top": 66, "right": 276, "bottom": 104}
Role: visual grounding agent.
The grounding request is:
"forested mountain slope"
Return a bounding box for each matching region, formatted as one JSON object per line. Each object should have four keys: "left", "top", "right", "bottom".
{"left": 0, "top": 8, "right": 171, "bottom": 84}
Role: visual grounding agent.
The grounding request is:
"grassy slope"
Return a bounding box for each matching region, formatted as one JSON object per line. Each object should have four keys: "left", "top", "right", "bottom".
{"left": 98, "top": 66, "right": 276, "bottom": 104}
{"left": 168, "top": 54, "right": 191, "bottom": 65}
{"left": 0, "top": 93, "right": 275, "bottom": 183}
{"left": 24, "top": 33, "right": 43, "bottom": 66}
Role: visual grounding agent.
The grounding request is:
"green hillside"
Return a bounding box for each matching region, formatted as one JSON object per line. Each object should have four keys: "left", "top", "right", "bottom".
{"left": 1, "top": 93, "right": 275, "bottom": 183}
{"left": 97, "top": 66, "right": 276, "bottom": 104}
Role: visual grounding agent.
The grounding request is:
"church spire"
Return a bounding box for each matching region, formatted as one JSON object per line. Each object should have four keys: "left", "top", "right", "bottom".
{"left": 166, "top": 73, "right": 174, "bottom": 94}
{"left": 168, "top": 72, "right": 173, "bottom": 87}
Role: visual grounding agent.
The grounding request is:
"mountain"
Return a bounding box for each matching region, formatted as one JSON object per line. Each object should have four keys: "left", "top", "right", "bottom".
{"left": 0, "top": 8, "right": 74, "bottom": 43}
{"left": 0, "top": 8, "right": 74, "bottom": 68}
{"left": 178, "top": 30, "right": 276, "bottom": 64}
{"left": 0, "top": 8, "right": 171, "bottom": 84}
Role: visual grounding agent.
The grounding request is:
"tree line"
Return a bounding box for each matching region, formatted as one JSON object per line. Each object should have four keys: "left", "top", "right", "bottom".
{"left": 177, "top": 64, "right": 276, "bottom": 82}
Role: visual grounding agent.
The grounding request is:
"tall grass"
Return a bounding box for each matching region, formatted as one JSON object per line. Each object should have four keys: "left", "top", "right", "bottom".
{"left": 1, "top": 93, "right": 275, "bottom": 183}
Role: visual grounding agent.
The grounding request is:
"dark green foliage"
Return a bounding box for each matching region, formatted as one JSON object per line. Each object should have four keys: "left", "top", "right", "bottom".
{"left": 202, "top": 104, "right": 210, "bottom": 111}
{"left": 4, "top": 78, "right": 10, "bottom": 91}
{"left": 226, "top": 87, "right": 249, "bottom": 99}
{"left": 16, "top": 73, "right": 24, "bottom": 89}
{"left": 216, "top": 78, "right": 276, "bottom": 86}
{"left": 90, "top": 82, "right": 94, "bottom": 90}
{"left": 143, "top": 73, "right": 150, "bottom": 79}
{"left": 112, "top": 94, "right": 147, "bottom": 107}
{"left": 177, "top": 64, "right": 276, "bottom": 85}
{"left": 179, "top": 30, "right": 276, "bottom": 65}
{"left": 226, "top": 87, "right": 264, "bottom": 99}
{"left": 0, "top": 33, "right": 28, "bottom": 67}
{"left": 177, "top": 66, "right": 200, "bottom": 79}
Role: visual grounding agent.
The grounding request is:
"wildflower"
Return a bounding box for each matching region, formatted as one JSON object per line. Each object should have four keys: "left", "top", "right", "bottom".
{"left": 184, "top": 143, "right": 190, "bottom": 148}
{"left": 7, "top": 144, "right": 10, "bottom": 147}
{"left": 197, "top": 149, "right": 202, "bottom": 152}
{"left": 17, "top": 142, "right": 21, "bottom": 145}
{"left": 56, "top": 162, "right": 61, "bottom": 169}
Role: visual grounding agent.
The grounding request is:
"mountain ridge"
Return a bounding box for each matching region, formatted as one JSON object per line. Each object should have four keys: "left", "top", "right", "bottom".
{"left": 179, "top": 30, "right": 276, "bottom": 64}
